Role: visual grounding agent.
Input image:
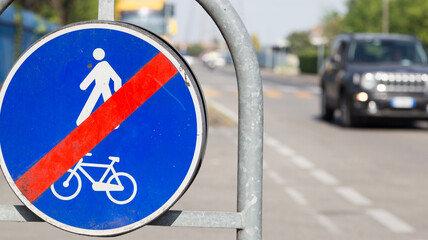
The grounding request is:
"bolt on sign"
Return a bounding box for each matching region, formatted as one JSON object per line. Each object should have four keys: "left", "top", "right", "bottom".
{"left": 0, "top": 21, "right": 207, "bottom": 236}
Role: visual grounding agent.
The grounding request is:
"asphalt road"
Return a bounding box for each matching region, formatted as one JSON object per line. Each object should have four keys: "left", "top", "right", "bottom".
{"left": 198, "top": 63, "right": 428, "bottom": 240}
{"left": 1, "top": 62, "right": 428, "bottom": 240}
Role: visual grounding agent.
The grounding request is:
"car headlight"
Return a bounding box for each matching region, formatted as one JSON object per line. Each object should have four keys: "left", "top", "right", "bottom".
{"left": 361, "top": 72, "right": 377, "bottom": 90}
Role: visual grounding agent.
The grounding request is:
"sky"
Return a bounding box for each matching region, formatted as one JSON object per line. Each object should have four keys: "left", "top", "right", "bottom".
{"left": 169, "top": 0, "right": 347, "bottom": 46}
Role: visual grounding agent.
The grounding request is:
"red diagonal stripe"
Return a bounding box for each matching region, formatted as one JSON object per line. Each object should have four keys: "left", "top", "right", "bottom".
{"left": 15, "top": 52, "right": 178, "bottom": 202}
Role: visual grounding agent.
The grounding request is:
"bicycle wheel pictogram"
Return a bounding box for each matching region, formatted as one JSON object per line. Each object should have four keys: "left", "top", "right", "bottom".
{"left": 106, "top": 172, "right": 137, "bottom": 205}
{"left": 50, "top": 169, "right": 82, "bottom": 201}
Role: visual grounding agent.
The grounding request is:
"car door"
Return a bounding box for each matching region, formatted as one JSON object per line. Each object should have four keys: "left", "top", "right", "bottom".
{"left": 330, "top": 40, "right": 348, "bottom": 102}
{"left": 323, "top": 38, "right": 347, "bottom": 105}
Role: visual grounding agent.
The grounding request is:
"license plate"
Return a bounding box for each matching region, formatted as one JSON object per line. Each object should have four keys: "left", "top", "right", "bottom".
{"left": 390, "top": 97, "right": 415, "bottom": 109}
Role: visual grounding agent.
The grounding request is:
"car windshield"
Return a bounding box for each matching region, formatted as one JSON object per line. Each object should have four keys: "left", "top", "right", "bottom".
{"left": 348, "top": 38, "right": 428, "bottom": 65}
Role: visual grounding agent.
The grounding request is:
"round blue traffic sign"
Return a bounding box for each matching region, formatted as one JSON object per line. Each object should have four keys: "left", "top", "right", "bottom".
{"left": 0, "top": 21, "right": 206, "bottom": 236}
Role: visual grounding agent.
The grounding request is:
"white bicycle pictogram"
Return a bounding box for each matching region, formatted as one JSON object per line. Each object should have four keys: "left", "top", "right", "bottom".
{"left": 50, "top": 154, "right": 137, "bottom": 205}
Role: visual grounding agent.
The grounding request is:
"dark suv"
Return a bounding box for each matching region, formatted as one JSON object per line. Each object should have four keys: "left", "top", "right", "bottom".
{"left": 320, "top": 33, "right": 428, "bottom": 127}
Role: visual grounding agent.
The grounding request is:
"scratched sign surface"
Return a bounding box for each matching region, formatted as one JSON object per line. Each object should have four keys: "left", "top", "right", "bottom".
{"left": 0, "top": 21, "right": 206, "bottom": 236}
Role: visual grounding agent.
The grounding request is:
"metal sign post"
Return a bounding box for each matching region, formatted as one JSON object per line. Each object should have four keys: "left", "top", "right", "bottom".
{"left": 195, "top": 1, "right": 263, "bottom": 240}
{"left": 0, "top": 0, "right": 263, "bottom": 239}
{"left": 0, "top": 0, "right": 12, "bottom": 12}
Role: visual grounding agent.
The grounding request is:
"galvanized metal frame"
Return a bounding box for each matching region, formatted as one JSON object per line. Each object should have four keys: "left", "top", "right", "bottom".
{"left": 0, "top": 0, "right": 12, "bottom": 13}
{"left": 0, "top": 0, "right": 263, "bottom": 239}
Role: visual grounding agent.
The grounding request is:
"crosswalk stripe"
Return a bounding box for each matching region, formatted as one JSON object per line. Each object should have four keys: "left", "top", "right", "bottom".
{"left": 264, "top": 90, "right": 284, "bottom": 98}
{"left": 294, "top": 90, "right": 314, "bottom": 99}
{"left": 204, "top": 89, "right": 220, "bottom": 98}
{"left": 367, "top": 209, "right": 414, "bottom": 233}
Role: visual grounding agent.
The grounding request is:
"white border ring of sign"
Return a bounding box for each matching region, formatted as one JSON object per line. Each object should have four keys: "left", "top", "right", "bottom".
{"left": 0, "top": 20, "right": 207, "bottom": 236}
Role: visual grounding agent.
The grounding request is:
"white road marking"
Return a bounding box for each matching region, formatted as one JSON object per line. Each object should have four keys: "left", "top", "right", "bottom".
{"left": 310, "top": 169, "right": 339, "bottom": 185}
{"left": 336, "top": 187, "right": 372, "bottom": 206}
{"left": 264, "top": 135, "right": 281, "bottom": 148}
{"left": 207, "top": 99, "right": 418, "bottom": 236}
{"left": 206, "top": 99, "right": 238, "bottom": 123}
{"left": 367, "top": 209, "right": 414, "bottom": 233}
{"left": 276, "top": 146, "right": 296, "bottom": 157}
{"left": 290, "top": 155, "right": 314, "bottom": 169}
{"left": 284, "top": 187, "right": 308, "bottom": 206}
{"left": 265, "top": 135, "right": 316, "bottom": 170}
{"left": 316, "top": 214, "right": 341, "bottom": 235}
{"left": 263, "top": 161, "right": 269, "bottom": 169}
{"left": 265, "top": 135, "right": 295, "bottom": 157}
{"left": 267, "top": 170, "right": 286, "bottom": 185}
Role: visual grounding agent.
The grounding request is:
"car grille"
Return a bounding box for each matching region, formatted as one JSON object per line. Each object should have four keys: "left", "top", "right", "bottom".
{"left": 374, "top": 72, "right": 428, "bottom": 93}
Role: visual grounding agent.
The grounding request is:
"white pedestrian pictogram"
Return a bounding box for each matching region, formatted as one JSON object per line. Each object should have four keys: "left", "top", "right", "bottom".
{"left": 76, "top": 48, "right": 122, "bottom": 126}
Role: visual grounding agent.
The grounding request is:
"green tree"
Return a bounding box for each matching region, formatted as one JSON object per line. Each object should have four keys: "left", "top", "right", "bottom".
{"left": 321, "top": 10, "right": 345, "bottom": 44}
{"left": 331, "top": 0, "right": 428, "bottom": 44}
{"left": 68, "top": 0, "right": 98, "bottom": 24}
{"left": 14, "top": 0, "right": 98, "bottom": 25}
{"left": 286, "top": 31, "right": 316, "bottom": 55}
{"left": 286, "top": 31, "right": 318, "bottom": 73}
{"left": 342, "top": 0, "right": 382, "bottom": 32}
{"left": 186, "top": 44, "right": 205, "bottom": 57}
{"left": 389, "top": 0, "right": 428, "bottom": 44}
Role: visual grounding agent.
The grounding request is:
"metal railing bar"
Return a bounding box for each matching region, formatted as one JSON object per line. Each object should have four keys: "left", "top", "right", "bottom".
{"left": 196, "top": 1, "right": 263, "bottom": 240}
{"left": 0, "top": 205, "right": 43, "bottom": 222}
{"left": 150, "top": 210, "right": 244, "bottom": 229}
{"left": 0, "top": 0, "right": 13, "bottom": 15}
{"left": 98, "top": 0, "right": 114, "bottom": 21}
{"left": 0, "top": 205, "right": 244, "bottom": 229}
{"left": 0, "top": 1, "right": 262, "bottom": 238}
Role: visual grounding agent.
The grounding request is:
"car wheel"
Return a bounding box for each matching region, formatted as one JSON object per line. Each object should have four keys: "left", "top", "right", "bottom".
{"left": 339, "top": 95, "right": 358, "bottom": 127}
{"left": 321, "top": 90, "right": 334, "bottom": 121}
